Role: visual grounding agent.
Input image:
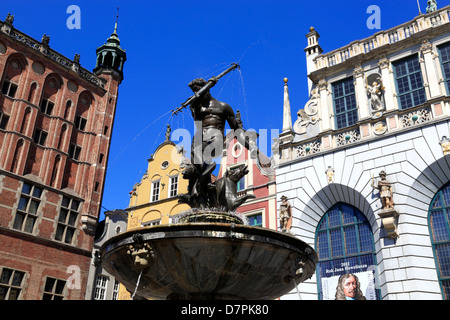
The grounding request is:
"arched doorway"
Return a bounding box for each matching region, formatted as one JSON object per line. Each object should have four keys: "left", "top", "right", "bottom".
{"left": 315, "top": 203, "right": 380, "bottom": 300}
{"left": 428, "top": 182, "right": 450, "bottom": 300}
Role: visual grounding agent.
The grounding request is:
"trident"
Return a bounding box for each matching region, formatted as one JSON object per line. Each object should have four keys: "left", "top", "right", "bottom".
{"left": 171, "top": 63, "right": 240, "bottom": 116}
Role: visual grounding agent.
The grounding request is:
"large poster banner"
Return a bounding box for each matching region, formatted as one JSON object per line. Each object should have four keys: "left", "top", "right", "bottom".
{"left": 321, "top": 271, "right": 377, "bottom": 300}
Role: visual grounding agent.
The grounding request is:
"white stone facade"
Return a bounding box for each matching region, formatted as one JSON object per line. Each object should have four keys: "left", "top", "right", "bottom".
{"left": 278, "top": 6, "right": 450, "bottom": 300}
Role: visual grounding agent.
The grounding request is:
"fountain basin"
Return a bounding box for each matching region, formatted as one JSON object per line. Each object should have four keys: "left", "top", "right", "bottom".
{"left": 101, "top": 222, "right": 318, "bottom": 300}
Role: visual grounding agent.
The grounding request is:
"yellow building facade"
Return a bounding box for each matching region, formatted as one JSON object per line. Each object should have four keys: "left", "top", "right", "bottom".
{"left": 127, "top": 139, "right": 190, "bottom": 228}
{"left": 117, "top": 137, "right": 190, "bottom": 299}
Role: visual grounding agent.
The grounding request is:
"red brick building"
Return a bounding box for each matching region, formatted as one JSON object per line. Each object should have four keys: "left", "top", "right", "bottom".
{"left": 0, "top": 13, "right": 126, "bottom": 299}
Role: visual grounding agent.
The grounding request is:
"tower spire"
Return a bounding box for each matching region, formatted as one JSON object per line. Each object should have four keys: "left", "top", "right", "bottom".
{"left": 114, "top": 6, "right": 119, "bottom": 34}
{"left": 282, "top": 78, "right": 293, "bottom": 133}
{"left": 93, "top": 8, "right": 127, "bottom": 82}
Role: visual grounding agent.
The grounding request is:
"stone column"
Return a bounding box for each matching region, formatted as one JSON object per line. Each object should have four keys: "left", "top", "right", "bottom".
{"left": 379, "top": 56, "right": 397, "bottom": 111}
{"left": 421, "top": 40, "right": 442, "bottom": 98}
{"left": 318, "top": 78, "right": 331, "bottom": 131}
{"left": 353, "top": 65, "right": 370, "bottom": 120}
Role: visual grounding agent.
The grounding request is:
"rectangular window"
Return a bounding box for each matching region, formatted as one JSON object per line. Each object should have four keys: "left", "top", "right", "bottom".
{"left": 237, "top": 176, "right": 245, "bottom": 192}
{"left": 112, "top": 279, "right": 120, "bottom": 300}
{"left": 0, "top": 111, "right": 9, "bottom": 129}
{"left": 13, "top": 183, "right": 42, "bottom": 233}
{"left": 393, "top": 55, "right": 427, "bottom": 109}
{"left": 439, "top": 42, "right": 450, "bottom": 94}
{"left": 169, "top": 176, "right": 178, "bottom": 198}
{"left": 94, "top": 275, "right": 108, "bottom": 300}
{"left": 40, "top": 98, "right": 54, "bottom": 115}
{"left": 74, "top": 115, "right": 87, "bottom": 131}
{"left": 1, "top": 80, "right": 18, "bottom": 98}
{"left": 42, "top": 277, "right": 66, "bottom": 300}
{"left": 0, "top": 267, "right": 25, "bottom": 300}
{"left": 247, "top": 213, "right": 263, "bottom": 227}
{"left": 332, "top": 77, "right": 358, "bottom": 129}
{"left": 151, "top": 181, "right": 160, "bottom": 202}
{"left": 55, "top": 196, "right": 80, "bottom": 244}
{"left": 68, "top": 143, "right": 81, "bottom": 160}
{"left": 33, "top": 128, "right": 48, "bottom": 146}
{"left": 142, "top": 219, "right": 161, "bottom": 227}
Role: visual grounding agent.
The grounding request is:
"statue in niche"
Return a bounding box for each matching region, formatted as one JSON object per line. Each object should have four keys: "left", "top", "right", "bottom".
{"left": 371, "top": 170, "right": 394, "bottom": 210}
{"left": 279, "top": 195, "right": 292, "bottom": 232}
{"left": 366, "top": 73, "right": 385, "bottom": 116}
{"left": 367, "top": 81, "right": 382, "bottom": 110}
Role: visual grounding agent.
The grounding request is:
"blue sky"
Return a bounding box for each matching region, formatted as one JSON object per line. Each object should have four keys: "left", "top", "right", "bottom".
{"left": 1, "top": 0, "right": 446, "bottom": 220}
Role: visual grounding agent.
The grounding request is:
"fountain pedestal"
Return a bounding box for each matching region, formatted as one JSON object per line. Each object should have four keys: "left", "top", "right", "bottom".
{"left": 101, "top": 211, "right": 318, "bottom": 300}
{"left": 101, "top": 67, "right": 318, "bottom": 300}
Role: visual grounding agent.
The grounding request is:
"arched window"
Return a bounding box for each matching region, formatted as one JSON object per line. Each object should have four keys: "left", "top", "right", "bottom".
{"left": 27, "top": 82, "right": 37, "bottom": 104}
{"left": 75, "top": 92, "right": 92, "bottom": 131}
{"left": 428, "top": 182, "right": 450, "bottom": 300}
{"left": 50, "top": 155, "right": 61, "bottom": 188}
{"left": 2, "top": 57, "right": 24, "bottom": 98}
{"left": 64, "top": 100, "right": 72, "bottom": 119}
{"left": 315, "top": 203, "right": 380, "bottom": 300}
{"left": 20, "top": 107, "right": 31, "bottom": 134}
{"left": 10, "top": 139, "right": 24, "bottom": 173}
{"left": 40, "top": 75, "right": 62, "bottom": 116}
{"left": 57, "top": 124, "right": 67, "bottom": 150}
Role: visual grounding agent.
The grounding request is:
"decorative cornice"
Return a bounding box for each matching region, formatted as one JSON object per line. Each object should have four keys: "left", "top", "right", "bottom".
{"left": 0, "top": 19, "right": 107, "bottom": 90}
{"left": 309, "top": 5, "right": 450, "bottom": 78}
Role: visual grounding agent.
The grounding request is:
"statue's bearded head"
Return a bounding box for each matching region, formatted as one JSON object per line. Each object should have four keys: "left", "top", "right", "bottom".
{"left": 188, "top": 78, "right": 207, "bottom": 91}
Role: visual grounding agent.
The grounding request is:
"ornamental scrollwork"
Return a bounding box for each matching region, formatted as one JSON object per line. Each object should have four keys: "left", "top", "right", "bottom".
{"left": 295, "top": 140, "right": 321, "bottom": 158}
{"left": 400, "top": 107, "right": 431, "bottom": 127}
{"left": 336, "top": 129, "right": 361, "bottom": 146}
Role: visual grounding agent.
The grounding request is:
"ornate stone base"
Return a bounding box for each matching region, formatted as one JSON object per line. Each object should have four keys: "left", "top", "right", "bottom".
{"left": 178, "top": 209, "right": 244, "bottom": 225}
{"left": 101, "top": 218, "right": 318, "bottom": 300}
{"left": 378, "top": 208, "right": 399, "bottom": 239}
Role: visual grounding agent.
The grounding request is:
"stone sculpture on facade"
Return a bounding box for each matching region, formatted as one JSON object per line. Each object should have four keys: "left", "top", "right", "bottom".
{"left": 279, "top": 195, "right": 292, "bottom": 232}
{"left": 366, "top": 73, "right": 385, "bottom": 117}
{"left": 165, "top": 124, "right": 171, "bottom": 141}
{"left": 371, "top": 170, "right": 394, "bottom": 210}
{"left": 440, "top": 136, "right": 450, "bottom": 155}
{"left": 371, "top": 170, "right": 399, "bottom": 238}
{"left": 5, "top": 13, "right": 14, "bottom": 25}
{"left": 41, "top": 33, "right": 50, "bottom": 45}
{"left": 427, "top": 0, "right": 438, "bottom": 13}
{"left": 271, "top": 137, "right": 280, "bottom": 168}
{"left": 367, "top": 81, "right": 383, "bottom": 111}
{"left": 294, "top": 87, "right": 321, "bottom": 136}
{"left": 326, "top": 166, "right": 335, "bottom": 184}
